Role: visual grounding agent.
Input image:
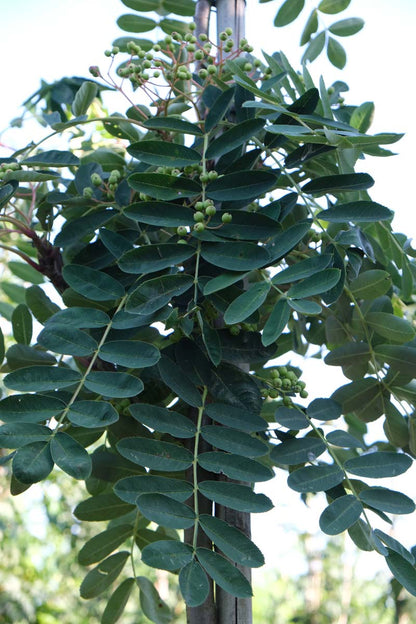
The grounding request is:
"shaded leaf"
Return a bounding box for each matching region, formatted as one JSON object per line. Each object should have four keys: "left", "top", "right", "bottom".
{"left": 317, "top": 201, "right": 392, "bottom": 223}
{"left": 136, "top": 493, "right": 195, "bottom": 528}
{"left": 74, "top": 494, "right": 135, "bottom": 521}
{"left": 67, "top": 400, "right": 119, "bottom": 428}
{"left": 198, "top": 481, "right": 273, "bottom": 512}
{"left": 62, "top": 265, "right": 124, "bottom": 301}
{"left": 329, "top": 17, "right": 364, "bottom": 36}
{"left": 72, "top": 82, "right": 97, "bottom": 116}
{"left": 204, "top": 402, "right": 267, "bottom": 433}
{"left": 0, "top": 394, "right": 65, "bottom": 424}
{"left": 366, "top": 312, "right": 415, "bottom": 343}
{"left": 274, "top": 406, "right": 310, "bottom": 429}
{"left": 318, "top": 0, "right": 350, "bottom": 13}
{"left": 50, "top": 432, "right": 92, "bottom": 479}
{"left": 117, "top": 437, "right": 193, "bottom": 471}
{"left": 141, "top": 540, "right": 193, "bottom": 571}
{"left": 327, "top": 36, "right": 346, "bottom": 69}
{"left": 118, "top": 243, "right": 194, "bottom": 274}
{"left": 199, "top": 514, "right": 264, "bottom": 567}
{"left": 319, "top": 495, "right": 362, "bottom": 535}
{"left": 124, "top": 201, "right": 194, "bottom": 227}
{"left": 274, "top": 0, "right": 305, "bottom": 27}
{"left": 114, "top": 475, "right": 193, "bottom": 504}
{"left": 11, "top": 304, "right": 32, "bottom": 345}
{"left": 287, "top": 268, "right": 340, "bottom": 299}
{"left": 201, "top": 241, "right": 269, "bottom": 271}
{"left": 179, "top": 561, "right": 209, "bottom": 608}
{"left": 99, "top": 340, "right": 160, "bottom": 369}
{"left": 0, "top": 423, "right": 51, "bottom": 448}
{"left": 38, "top": 323, "right": 97, "bottom": 356}
{"left": 84, "top": 372, "right": 143, "bottom": 398}
{"left": 22, "top": 150, "right": 80, "bottom": 167}
{"left": 126, "top": 274, "right": 193, "bottom": 315}
{"left": 129, "top": 404, "right": 196, "bottom": 438}
{"left": 360, "top": 487, "right": 415, "bottom": 515}
{"left": 127, "top": 141, "right": 200, "bottom": 167}
{"left": 80, "top": 552, "right": 129, "bottom": 599}
{"left": 200, "top": 425, "right": 268, "bottom": 457}
{"left": 271, "top": 437, "right": 326, "bottom": 465}
{"left": 158, "top": 355, "right": 202, "bottom": 407}
{"left": 101, "top": 578, "right": 135, "bottom": 624}
{"left": 307, "top": 398, "right": 342, "bottom": 421}
{"left": 128, "top": 172, "right": 201, "bottom": 200}
{"left": 344, "top": 452, "right": 412, "bottom": 479}
{"left": 206, "top": 119, "right": 264, "bottom": 159}
{"left": 198, "top": 451, "right": 273, "bottom": 482}
{"left": 196, "top": 548, "right": 253, "bottom": 597}
{"left": 78, "top": 525, "right": 134, "bottom": 566}
{"left": 385, "top": 551, "right": 416, "bottom": 596}
{"left": 206, "top": 170, "right": 278, "bottom": 201}
{"left": 224, "top": 282, "right": 271, "bottom": 324}
{"left": 303, "top": 173, "right": 374, "bottom": 194}
{"left": 117, "top": 14, "right": 156, "bottom": 32}
{"left": 287, "top": 464, "right": 344, "bottom": 492}
{"left": 136, "top": 576, "right": 171, "bottom": 624}
{"left": 12, "top": 441, "right": 54, "bottom": 483}
{"left": 4, "top": 366, "right": 81, "bottom": 392}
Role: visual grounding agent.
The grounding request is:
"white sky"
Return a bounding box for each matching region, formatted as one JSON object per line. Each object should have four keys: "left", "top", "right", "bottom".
{"left": 1, "top": 0, "right": 416, "bottom": 587}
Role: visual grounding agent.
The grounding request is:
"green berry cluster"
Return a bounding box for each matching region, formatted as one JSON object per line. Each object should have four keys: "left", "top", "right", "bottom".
{"left": 0, "top": 161, "right": 21, "bottom": 179}
{"left": 260, "top": 366, "right": 308, "bottom": 402}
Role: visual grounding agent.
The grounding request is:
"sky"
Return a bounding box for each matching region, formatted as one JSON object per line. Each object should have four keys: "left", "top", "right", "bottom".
{"left": 1, "top": 0, "right": 416, "bottom": 585}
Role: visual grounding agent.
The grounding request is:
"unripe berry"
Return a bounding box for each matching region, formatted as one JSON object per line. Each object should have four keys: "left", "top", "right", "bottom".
{"left": 194, "top": 222, "right": 205, "bottom": 232}
{"left": 207, "top": 64, "right": 217, "bottom": 75}
{"left": 112, "top": 46, "right": 120, "bottom": 54}
{"left": 269, "top": 389, "right": 279, "bottom": 399}
{"left": 199, "top": 33, "right": 208, "bottom": 41}
{"left": 222, "top": 212, "right": 232, "bottom": 223}
{"left": 283, "top": 396, "right": 292, "bottom": 406}
{"left": 199, "top": 68, "right": 208, "bottom": 79}
{"left": 83, "top": 186, "right": 94, "bottom": 199}
{"left": 195, "top": 50, "right": 204, "bottom": 60}
{"left": 193, "top": 211, "right": 205, "bottom": 222}
{"left": 91, "top": 173, "right": 103, "bottom": 187}
{"left": 153, "top": 70, "right": 161, "bottom": 78}
{"left": 300, "top": 390, "right": 309, "bottom": 399}
{"left": 189, "top": 21, "right": 196, "bottom": 31}
{"left": 177, "top": 226, "right": 188, "bottom": 236}
{"left": 219, "top": 32, "right": 228, "bottom": 41}
{"left": 104, "top": 49, "right": 112, "bottom": 57}
{"left": 187, "top": 44, "right": 196, "bottom": 52}
{"left": 208, "top": 170, "right": 218, "bottom": 180}
{"left": 229, "top": 325, "right": 241, "bottom": 336}
{"left": 244, "top": 63, "right": 253, "bottom": 72}
{"left": 89, "top": 66, "right": 100, "bottom": 77}
{"left": 195, "top": 201, "right": 205, "bottom": 210}
{"left": 205, "top": 205, "right": 216, "bottom": 217}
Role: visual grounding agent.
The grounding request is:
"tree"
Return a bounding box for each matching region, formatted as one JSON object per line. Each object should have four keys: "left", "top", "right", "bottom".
{"left": 0, "top": 0, "right": 415, "bottom": 622}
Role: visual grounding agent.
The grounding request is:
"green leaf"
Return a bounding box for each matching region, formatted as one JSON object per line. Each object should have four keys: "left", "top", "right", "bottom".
{"left": 50, "top": 432, "right": 92, "bottom": 480}
{"left": 385, "top": 551, "right": 416, "bottom": 596}
{"left": 272, "top": 254, "right": 332, "bottom": 285}
{"left": 128, "top": 172, "right": 201, "bottom": 200}
{"left": 129, "top": 404, "right": 196, "bottom": 438}
{"left": 136, "top": 576, "right": 171, "bottom": 624}
{"left": 375, "top": 345, "right": 416, "bottom": 377}
{"left": 99, "top": 341, "right": 160, "bottom": 369}
{"left": 4, "top": 366, "right": 81, "bottom": 392}
{"left": 274, "top": 0, "right": 305, "bottom": 27}
{"left": 101, "top": 578, "right": 135, "bottom": 624}
{"left": 198, "top": 451, "right": 273, "bottom": 482}
{"left": 8, "top": 261, "right": 44, "bottom": 284}
{"left": 162, "top": 0, "right": 195, "bottom": 16}
{"left": 200, "top": 425, "right": 268, "bottom": 457}
{"left": 317, "top": 201, "right": 392, "bottom": 223}
{"left": 12, "top": 441, "right": 54, "bottom": 484}
{"left": 274, "top": 406, "right": 310, "bottom": 429}
{"left": 114, "top": 475, "right": 193, "bottom": 504}
{"left": 84, "top": 372, "right": 143, "bottom": 398}
{"left": 318, "top": 0, "right": 350, "bottom": 14}
{"left": 198, "top": 481, "right": 273, "bottom": 513}
{"left": 206, "top": 119, "right": 264, "bottom": 159}
{"left": 6, "top": 344, "right": 56, "bottom": 370}
{"left": 326, "top": 430, "right": 365, "bottom": 449}
{"left": 12, "top": 304, "right": 32, "bottom": 345}
{"left": 67, "top": 401, "right": 119, "bottom": 428}
{"left": 196, "top": 548, "right": 253, "bottom": 597}
{"left": 329, "top": 17, "right": 364, "bottom": 36}
{"left": 344, "top": 452, "right": 412, "bottom": 479}
{"left": 63, "top": 265, "right": 124, "bottom": 302}
{"left": 375, "top": 530, "right": 415, "bottom": 564}
{"left": 303, "top": 173, "right": 374, "bottom": 194}
{"left": 55, "top": 210, "right": 116, "bottom": 247}
{"left": 224, "top": 282, "right": 271, "bottom": 324}
{"left": 331, "top": 378, "right": 383, "bottom": 418}
{"left": 117, "top": 437, "right": 193, "bottom": 471}
{"left": 0, "top": 423, "right": 52, "bottom": 448}
{"left": 287, "top": 268, "right": 340, "bottom": 299}
{"left": 124, "top": 201, "right": 194, "bottom": 227}
{"left": 199, "top": 315, "right": 222, "bottom": 366}
{"left": 262, "top": 298, "right": 291, "bottom": 346}
{"left": 71, "top": 81, "right": 98, "bottom": 116}
{"left": 38, "top": 324, "right": 98, "bottom": 356}
{"left": 271, "top": 437, "right": 326, "bottom": 465}
{"left": 359, "top": 487, "right": 415, "bottom": 515}
{"left": 199, "top": 514, "right": 264, "bottom": 567}
{"left": 142, "top": 541, "right": 193, "bottom": 571}
{"left": 350, "top": 101, "right": 374, "bottom": 132}
{"left": 22, "top": 150, "right": 80, "bottom": 167}
{"left": 0, "top": 394, "right": 64, "bottom": 424}
{"left": 136, "top": 493, "right": 195, "bottom": 528}
{"left": 159, "top": 17, "right": 189, "bottom": 36}
{"left": 319, "top": 495, "right": 363, "bottom": 535}
{"left": 0, "top": 182, "right": 17, "bottom": 209}
{"left": 204, "top": 403, "right": 267, "bottom": 433}
{"left": 3, "top": 170, "right": 60, "bottom": 182}
{"left": 327, "top": 36, "right": 346, "bottom": 69}
{"left": 179, "top": 561, "right": 210, "bottom": 608}
{"left": 121, "top": 0, "right": 160, "bottom": 11}
{"left": 26, "top": 285, "right": 61, "bottom": 323}
{"left": 74, "top": 494, "right": 135, "bottom": 521}
{"left": 117, "top": 14, "right": 156, "bottom": 32}
{"left": 127, "top": 141, "right": 201, "bottom": 167}
{"left": 307, "top": 398, "right": 342, "bottom": 421}
{"left": 158, "top": 355, "right": 202, "bottom": 407}
{"left": 47, "top": 307, "right": 110, "bottom": 328}
{"left": 141, "top": 116, "right": 202, "bottom": 135}
{"left": 300, "top": 9, "right": 318, "bottom": 45}
{"left": 266, "top": 221, "right": 312, "bottom": 264}
{"left": 80, "top": 552, "right": 129, "bottom": 599}
{"left": 287, "top": 464, "right": 344, "bottom": 492}
{"left": 206, "top": 170, "right": 278, "bottom": 201}
{"left": 301, "top": 31, "right": 326, "bottom": 64}
{"left": 126, "top": 273, "right": 193, "bottom": 315}
{"left": 201, "top": 242, "right": 269, "bottom": 271}
{"left": 78, "top": 525, "right": 134, "bottom": 565}
{"left": 350, "top": 270, "right": 392, "bottom": 299}
{"left": 118, "top": 243, "right": 194, "bottom": 274}
{"left": 366, "top": 312, "right": 415, "bottom": 343}
{"left": 205, "top": 87, "right": 235, "bottom": 133}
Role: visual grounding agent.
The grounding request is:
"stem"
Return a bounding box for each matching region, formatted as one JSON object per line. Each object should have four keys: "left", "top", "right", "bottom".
{"left": 192, "top": 386, "right": 208, "bottom": 551}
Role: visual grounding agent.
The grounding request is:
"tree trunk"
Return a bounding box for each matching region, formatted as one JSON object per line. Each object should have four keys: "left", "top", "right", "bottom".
{"left": 189, "top": 3, "right": 251, "bottom": 623}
